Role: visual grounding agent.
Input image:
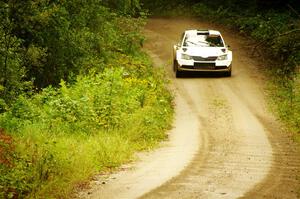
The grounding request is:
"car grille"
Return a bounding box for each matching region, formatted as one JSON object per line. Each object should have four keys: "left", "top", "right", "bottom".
{"left": 192, "top": 56, "right": 217, "bottom": 61}
{"left": 194, "top": 63, "right": 215, "bottom": 69}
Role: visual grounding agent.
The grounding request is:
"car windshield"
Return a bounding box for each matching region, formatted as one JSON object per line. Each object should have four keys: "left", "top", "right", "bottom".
{"left": 183, "top": 34, "right": 224, "bottom": 47}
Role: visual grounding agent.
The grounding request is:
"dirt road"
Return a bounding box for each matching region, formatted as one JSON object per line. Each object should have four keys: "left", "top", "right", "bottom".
{"left": 79, "top": 18, "right": 300, "bottom": 199}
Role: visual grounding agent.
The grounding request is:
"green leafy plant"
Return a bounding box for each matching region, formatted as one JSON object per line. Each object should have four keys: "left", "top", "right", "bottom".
{"left": 0, "top": 55, "right": 173, "bottom": 197}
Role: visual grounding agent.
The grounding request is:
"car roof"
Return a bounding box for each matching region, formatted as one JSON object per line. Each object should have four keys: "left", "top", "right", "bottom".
{"left": 185, "top": 29, "right": 221, "bottom": 36}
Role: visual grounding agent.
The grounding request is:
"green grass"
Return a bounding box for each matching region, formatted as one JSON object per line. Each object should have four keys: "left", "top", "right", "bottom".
{"left": 0, "top": 54, "right": 174, "bottom": 198}
{"left": 12, "top": 129, "right": 135, "bottom": 198}
{"left": 268, "top": 72, "right": 300, "bottom": 143}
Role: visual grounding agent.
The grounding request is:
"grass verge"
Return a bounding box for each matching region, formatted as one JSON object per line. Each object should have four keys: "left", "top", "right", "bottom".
{"left": 0, "top": 54, "right": 174, "bottom": 198}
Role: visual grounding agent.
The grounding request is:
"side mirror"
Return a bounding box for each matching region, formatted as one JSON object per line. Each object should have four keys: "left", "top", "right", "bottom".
{"left": 174, "top": 43, "right": 181, "bottom": 50}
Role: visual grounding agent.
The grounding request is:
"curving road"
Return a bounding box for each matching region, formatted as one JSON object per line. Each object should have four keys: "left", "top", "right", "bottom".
{"left": 79, "top": 18, "right": 300, "bottom": 199}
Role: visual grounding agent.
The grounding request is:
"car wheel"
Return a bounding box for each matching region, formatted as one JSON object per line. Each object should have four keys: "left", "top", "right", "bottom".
{"left": 224, "top": 66, "right": 232, "bottom": 77}
{"left": 225, "top": 70, "right": 231, "bottom": 77}
{"left": 173, "top": 60, "right": 177, "bottom": 72}
{"left": 175, "top": 69, "right": 182, "bottom": 78}
{"left": 173, "top": 60, "right": 182, "bottom": 78}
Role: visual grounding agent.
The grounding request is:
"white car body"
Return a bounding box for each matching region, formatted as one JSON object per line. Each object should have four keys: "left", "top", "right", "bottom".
{"left": 173, "top": 30, "right": 232, "bottom": 77}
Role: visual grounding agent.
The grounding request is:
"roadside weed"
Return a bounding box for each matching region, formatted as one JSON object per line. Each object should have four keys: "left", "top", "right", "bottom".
{"left": 0, "top": 57, "right": 173, "bottom": 198}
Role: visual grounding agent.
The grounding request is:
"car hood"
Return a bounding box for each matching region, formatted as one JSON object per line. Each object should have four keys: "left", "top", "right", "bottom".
{"left": 182, "top": 47, "right": 225, "bottom": 57}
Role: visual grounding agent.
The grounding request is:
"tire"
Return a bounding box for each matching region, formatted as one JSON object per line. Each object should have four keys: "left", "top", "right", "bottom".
{"left": 225, "top": 66, "right": 232, "bottom": 77}
{"left": 173, "top": 60, "right": 176, "bottom": 72}
{"left": 175, "top": 69, "right": 182, "bottom": 78}
{"left": 225, "top": 70, "right": 231, "bottom": 77}
{"left": 173, "top": 60, "right": 182, "bottom": 78}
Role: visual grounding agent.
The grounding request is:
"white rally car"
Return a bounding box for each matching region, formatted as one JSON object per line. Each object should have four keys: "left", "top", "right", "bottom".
{"left": 173, "top": 30, "right": 232, "bottom": 77}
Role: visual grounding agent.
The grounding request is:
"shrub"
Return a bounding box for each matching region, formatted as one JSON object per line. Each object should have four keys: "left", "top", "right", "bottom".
{"left": 0, "top": 54, "right": 173, "bottom": 198}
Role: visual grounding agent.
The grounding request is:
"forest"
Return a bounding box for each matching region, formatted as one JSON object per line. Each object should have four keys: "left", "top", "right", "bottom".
{"left": 0, "top": 0, "right": 299, "bottom": 198}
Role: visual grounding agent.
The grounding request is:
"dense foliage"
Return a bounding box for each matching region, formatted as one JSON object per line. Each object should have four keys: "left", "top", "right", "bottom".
{"left": 0, "top": 0, "right": 144, "bottom": 110}
{"left": 0, "top": 0, "right": 174, "bottom": 198}
{"left": 0, "top": 57, "right": 173, "bottom": 198}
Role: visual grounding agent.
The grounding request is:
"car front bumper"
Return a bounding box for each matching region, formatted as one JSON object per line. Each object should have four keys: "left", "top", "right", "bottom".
{"left": 177, "top": 59, "right": 232, "bottom": 72}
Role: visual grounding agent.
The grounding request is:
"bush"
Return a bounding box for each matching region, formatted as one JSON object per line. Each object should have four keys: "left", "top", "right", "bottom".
{"left": 0, "top": 54, "right": 173, "bottom": 198}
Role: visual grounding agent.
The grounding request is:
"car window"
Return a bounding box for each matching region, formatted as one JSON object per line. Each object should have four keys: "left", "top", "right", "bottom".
{"left": 183, "top": 34, "right": 224, "bottom": 47}
{"left": 206, "top": 35, "right": 224, "bottom": 47}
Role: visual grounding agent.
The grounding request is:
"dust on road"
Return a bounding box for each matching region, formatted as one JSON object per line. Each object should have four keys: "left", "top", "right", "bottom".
{"left": 78, "top": 18, "right": 300, "bottom": 199}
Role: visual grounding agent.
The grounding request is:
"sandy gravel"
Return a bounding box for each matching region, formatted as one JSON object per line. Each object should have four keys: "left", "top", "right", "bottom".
{"left": 78, "top": 17, "right": 300, "bottom": 199}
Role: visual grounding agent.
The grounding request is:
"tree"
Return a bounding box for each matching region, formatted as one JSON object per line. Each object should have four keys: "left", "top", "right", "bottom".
{"left": 0, "top": 2, "right": 31, "bottom": 112}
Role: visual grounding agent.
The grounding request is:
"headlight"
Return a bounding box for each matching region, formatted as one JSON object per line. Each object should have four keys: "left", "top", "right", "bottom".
{"left": 181, "top": 54, "right": 192, "bottom": 60}
{"left": 217, "top": 54, "right": 227, "bottom": 60}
